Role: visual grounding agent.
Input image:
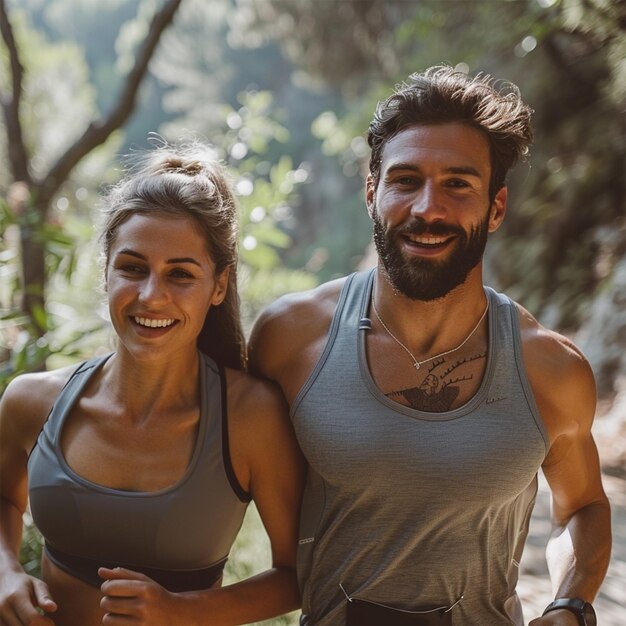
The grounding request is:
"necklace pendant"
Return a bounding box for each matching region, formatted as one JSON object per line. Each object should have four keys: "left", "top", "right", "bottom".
{"left": 414, "top": 362, "right": 421, "bottom": 370}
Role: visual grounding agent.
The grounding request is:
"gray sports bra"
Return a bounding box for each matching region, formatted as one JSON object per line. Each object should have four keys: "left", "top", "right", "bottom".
{"left": 27, "top": 352, "right": 250, "bottom": 592}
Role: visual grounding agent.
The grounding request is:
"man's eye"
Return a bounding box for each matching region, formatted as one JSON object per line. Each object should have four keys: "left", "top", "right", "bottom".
{"left": 447, "top": 179, "right": 470, "bottom": 188}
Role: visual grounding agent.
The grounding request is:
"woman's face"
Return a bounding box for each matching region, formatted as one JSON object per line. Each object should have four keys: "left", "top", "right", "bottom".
{"left": 106, "top": 212, "right": 228, "bottom": 362}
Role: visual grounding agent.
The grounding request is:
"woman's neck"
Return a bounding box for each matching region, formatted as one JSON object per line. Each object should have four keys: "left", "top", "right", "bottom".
{"left": 101, "top": 347, "right": 202, "bottom": 422}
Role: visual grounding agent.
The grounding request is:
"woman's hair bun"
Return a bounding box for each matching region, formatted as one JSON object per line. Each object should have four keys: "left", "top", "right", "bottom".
{"left": 160, "top": 156, "right": 203, "bottom": 175}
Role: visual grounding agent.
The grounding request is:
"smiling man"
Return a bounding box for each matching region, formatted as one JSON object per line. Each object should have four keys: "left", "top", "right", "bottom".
{"left": 249, "top": 66, "right": 611, "bottom": 626}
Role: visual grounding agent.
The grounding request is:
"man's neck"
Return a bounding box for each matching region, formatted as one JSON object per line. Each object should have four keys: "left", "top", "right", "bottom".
{"left": 371, "top": 265, "right": 489, "bottom": 359}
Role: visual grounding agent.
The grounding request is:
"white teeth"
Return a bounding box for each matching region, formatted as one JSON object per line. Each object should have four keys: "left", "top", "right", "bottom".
{"left": 409, "top": 235, "right": 448, "bottom": 245}
{"left": 134, "top": 317, "right": 175, "bottom": 328}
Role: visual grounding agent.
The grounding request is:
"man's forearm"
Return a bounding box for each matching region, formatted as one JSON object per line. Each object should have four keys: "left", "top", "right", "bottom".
{"left": 546, "top": 499, "right": 612, "bottom": 601}
{"left": 178, "top": 566, "right": 300, "bottom": 626}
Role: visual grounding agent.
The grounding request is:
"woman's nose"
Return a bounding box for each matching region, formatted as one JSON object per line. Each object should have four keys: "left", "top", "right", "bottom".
{"left": 138, "top": 274, "right": 168, "bottom": 305}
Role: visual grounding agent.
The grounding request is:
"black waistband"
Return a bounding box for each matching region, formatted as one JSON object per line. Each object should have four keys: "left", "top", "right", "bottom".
{"left": 45, "top": 544, "right": 226, "bottom": 592}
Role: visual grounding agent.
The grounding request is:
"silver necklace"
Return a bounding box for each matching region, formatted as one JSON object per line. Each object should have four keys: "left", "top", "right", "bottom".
{"left": 371, "top": 294, "right": 489, "bottom": 371}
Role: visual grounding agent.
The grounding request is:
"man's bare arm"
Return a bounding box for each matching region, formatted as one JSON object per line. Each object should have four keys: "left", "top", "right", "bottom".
{"left": 521, "top": 314, "right": 611, "bottom": 624}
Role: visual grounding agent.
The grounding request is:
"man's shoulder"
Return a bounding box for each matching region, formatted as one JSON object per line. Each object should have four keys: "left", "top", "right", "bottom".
{"left": 250, "top": 276, "right": 348, "bottom": 347}
{"left": 513, "top": 300, "right": 590, "bottom": 375}
{"left": 258, "top": 276, "right": 348, "bottom": 327}
{"left": 248, "top": 276, "right": 349, "bottom": 382}
{"left": 511, "top": 299, "right": 596, "bottom": 431}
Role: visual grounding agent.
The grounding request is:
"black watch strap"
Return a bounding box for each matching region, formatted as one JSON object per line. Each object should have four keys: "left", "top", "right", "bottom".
{"left": 542, "top": 598, "right": 596, "bottom": 626}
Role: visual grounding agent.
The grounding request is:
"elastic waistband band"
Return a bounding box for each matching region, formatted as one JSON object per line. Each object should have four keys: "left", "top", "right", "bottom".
{"left": 45, "top": 544, "right": 226, "bottom": 592}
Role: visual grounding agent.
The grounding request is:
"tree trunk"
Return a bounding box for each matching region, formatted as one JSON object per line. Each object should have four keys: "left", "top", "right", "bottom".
{"left": 19, "top": 208, "right": 47, "bottom": 336}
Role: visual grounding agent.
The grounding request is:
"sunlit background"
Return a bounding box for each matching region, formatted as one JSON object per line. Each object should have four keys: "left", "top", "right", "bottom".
{"left": 1, "top": 0, "right": 624, "bottom": 624}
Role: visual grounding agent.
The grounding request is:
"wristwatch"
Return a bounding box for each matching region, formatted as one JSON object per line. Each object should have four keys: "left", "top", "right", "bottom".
{"left": 542, "top": 598, "right": 596, "bottom": 625}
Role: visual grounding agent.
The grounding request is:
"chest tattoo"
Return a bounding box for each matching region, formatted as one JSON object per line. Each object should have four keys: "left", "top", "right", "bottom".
{"left": 385, "top": 352, "right": 487, "bottom": 412}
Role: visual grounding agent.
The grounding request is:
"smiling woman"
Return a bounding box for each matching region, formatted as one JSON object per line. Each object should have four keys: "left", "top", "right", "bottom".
{"left": 0, "top": 141, "right": 304, "bottom": 626}
{"left": 105, "top": 213, "right": 227, "bottom": 363}
{"left": 100, "top": 144, "right": 245, "bottom": 370}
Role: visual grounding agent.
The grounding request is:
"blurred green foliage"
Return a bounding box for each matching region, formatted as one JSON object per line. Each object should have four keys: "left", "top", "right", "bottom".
{"left": 1, "top": 1, "right": 623, "bottom": 623}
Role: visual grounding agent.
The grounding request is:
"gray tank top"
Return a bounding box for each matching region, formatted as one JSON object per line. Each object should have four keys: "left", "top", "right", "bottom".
{"left": 293, "top": 270, "right": 548, "bottom": 625}
{"left": 28, "top": 352, "right": 250, "bottom": 591}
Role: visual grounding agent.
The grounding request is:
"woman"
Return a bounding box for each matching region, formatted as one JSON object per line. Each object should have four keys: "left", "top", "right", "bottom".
{"left": 0, "top": 142, "right": 304, "bottom": 625}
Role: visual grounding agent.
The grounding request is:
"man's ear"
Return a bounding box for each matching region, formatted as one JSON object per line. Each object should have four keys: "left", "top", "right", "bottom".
{"left": 488, "top": 186, "right": 507, "bottom": 233}
{"left": 366, "top": 174, "right": 376, "bottom": 219}
{"left": 211, "top": 266, "right": 230, "bottom": 306}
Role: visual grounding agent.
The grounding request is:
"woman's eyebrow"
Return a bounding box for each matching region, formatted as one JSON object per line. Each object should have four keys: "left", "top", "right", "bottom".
{"left": 167, "top": 257, "right": 201, "bottom": 266}
{"left": 116, "top": 249, "right": 201, "bottom": 267}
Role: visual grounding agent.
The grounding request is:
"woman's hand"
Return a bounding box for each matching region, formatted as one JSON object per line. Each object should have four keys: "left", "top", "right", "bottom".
{"left": 0, "top": 571, "right": 57, "bottom": 626}
{"left": 99, "top": 567, "right": 185, "bottom": 626}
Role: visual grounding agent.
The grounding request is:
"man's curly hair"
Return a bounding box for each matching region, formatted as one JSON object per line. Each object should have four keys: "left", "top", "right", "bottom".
{"left": 368, "top": 65, "right": 534, "bottom": 201}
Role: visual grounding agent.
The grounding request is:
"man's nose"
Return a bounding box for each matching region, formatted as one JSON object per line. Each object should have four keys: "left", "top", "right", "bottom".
{"left": 410, "top": 181, "right": 446, "bottom": 221}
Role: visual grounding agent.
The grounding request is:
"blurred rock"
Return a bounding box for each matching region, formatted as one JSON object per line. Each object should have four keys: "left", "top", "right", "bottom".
{"left": 576, "top": 253, "right": 626, "bottom": 398}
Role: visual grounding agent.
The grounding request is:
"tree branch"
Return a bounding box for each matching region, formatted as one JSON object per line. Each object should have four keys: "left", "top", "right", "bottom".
{"left": 38, "top": 0, "right": 183, "bottom": 207}
{"left": 0, "top": 0, "right": 32, "bottom": 184}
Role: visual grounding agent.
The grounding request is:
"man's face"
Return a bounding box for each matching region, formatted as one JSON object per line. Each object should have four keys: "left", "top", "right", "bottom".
{"left": 372, "top": 204, "right": 490, "bottom": 301}
{"left": 367, "top": 123, "right": 506, "bottom": 301}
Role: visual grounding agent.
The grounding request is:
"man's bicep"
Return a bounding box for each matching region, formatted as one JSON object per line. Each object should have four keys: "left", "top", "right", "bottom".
{"left": 542, "top": 427, "right": 607, "bottom": 524}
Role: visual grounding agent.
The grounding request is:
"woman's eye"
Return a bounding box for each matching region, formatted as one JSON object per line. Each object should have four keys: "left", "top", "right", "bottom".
{"left": 396, "top": 176, "right": 419, "bottom": 186}
{"left": 119, "top": 264, "right": 144, "bottom": 274}
{"left": 170, "top": 268, "right": 194, "bottom": 279}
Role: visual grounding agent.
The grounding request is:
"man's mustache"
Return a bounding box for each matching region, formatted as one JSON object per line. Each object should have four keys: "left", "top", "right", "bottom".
{"left": 395, "top": 221, "right": 465, "bottom": 238}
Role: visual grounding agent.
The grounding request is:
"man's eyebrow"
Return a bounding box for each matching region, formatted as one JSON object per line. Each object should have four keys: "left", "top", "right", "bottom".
{"left": 444, "top": 166, "right": 482, "bottom": 178}
{"left": 385, "top": 162, "right": 421, "bottom": 174}
{"left": 116, "top": 249, "right": 201, "bottom": 266}
{"left": 384, "top": 163, "right": 483, "bottom": 178}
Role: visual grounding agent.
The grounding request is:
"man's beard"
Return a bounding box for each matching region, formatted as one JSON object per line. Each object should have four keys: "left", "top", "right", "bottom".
{"left": 372, "top": 208, "right": 490, "bottom": 301}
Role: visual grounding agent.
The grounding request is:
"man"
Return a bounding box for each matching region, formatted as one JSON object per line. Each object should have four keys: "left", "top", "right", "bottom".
{"left": 249, "top": 66, "right": 611, "bottom": 626}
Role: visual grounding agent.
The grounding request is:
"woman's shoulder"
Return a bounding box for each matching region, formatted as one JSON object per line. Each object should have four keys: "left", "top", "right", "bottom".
{"left": 2, "top": 364, "right": 80, "bottom": 411}
{"left": 224, "top": 368, "right": 288, "bottom": 421}
{"left": 223, "top": 369, "right": 293, "bottom": 453}
{"left": 222, "top": 368, "right": 299, "bottom": 492}
{"left": 0, "top": 363, "right": 81, "bottom": 449}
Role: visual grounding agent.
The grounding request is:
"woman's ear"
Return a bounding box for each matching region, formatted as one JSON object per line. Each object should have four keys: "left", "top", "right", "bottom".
{"left": 211, "top": 266, "right": 230, "bottom": 306}
{"left": 488, "top": 186, "right": 507, "bottom": 233}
